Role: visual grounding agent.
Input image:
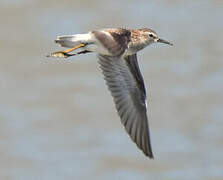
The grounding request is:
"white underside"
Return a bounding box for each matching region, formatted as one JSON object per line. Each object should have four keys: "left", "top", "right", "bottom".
{"left": 85, "top": 43, "right": 111, "bottom": 55}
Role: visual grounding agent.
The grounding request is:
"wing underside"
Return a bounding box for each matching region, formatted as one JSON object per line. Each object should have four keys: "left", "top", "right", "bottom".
{"left": 98, "top": 54, "right": 153, "bottom": 158}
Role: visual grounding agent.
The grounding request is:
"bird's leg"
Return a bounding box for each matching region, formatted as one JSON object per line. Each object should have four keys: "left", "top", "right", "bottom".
{"left": 62, "top": 43, "right": 85, "bottom": 54}
{"left": 47, "top": 43, "right": 86, "bottom": 58}
{"left": 62, "top": 50, "right": 92, "bottom": 57}
{"left": 76, "top": 50, "right": 91, "bottom": 55}
{"left": 60, "top": 50, "right": 91, "bottom": 57}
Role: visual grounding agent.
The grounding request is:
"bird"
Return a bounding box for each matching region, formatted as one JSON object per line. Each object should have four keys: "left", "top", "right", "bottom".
{"left": 47, "top": 28, "right": 173, "bottom": 158}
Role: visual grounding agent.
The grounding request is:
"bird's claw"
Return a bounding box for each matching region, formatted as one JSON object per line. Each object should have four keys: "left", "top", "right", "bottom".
{"left": 46, "top": 43, "right": 85, "bottom": 58}
{"left": 46, "top": 51, "right": 74, "bottom": 58}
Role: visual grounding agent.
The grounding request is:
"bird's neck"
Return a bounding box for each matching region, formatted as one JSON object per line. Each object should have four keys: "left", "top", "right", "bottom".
{"left": 127, "top": 30, "right": 151, "bottom": 54}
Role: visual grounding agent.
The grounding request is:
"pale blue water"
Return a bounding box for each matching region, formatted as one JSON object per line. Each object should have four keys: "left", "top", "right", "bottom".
{"left": 0, "top": 0, "right": 223, "bottom": 179}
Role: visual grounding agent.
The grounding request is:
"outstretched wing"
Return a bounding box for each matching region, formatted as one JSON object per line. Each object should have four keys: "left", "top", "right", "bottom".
{"left": 98, "top": 54, "right": 153, "bottom": 158}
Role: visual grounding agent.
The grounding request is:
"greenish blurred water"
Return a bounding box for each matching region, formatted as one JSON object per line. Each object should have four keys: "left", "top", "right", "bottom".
{"left": 0, "top": 0, "right": 223, "bottom": 179}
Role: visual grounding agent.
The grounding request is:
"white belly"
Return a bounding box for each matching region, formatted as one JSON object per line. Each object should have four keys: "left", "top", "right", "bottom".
{"left": 84, "top": 43, "right": 111, "bottom": 56}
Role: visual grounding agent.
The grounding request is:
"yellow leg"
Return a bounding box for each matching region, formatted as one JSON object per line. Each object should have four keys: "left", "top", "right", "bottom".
{"left": 47, "top": 43, "right": 85, "bottom": 58}
{"left": 62, "top": 43, "right": 85, "bottom": 53}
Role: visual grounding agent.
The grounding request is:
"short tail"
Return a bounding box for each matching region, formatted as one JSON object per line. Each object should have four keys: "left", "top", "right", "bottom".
{"left": 55, "top": 33, "right": 92, "bottom": 48}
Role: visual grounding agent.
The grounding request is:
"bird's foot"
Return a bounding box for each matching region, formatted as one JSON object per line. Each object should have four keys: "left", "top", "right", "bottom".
{"left": 46, "top": 43, "right": 86, "bottom": 58}
{"left": 46, "top": 51, "right": 75, "bottom": 58}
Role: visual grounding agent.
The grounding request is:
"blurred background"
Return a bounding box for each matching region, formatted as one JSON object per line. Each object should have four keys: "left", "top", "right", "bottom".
{"left": 1, "top": 0, "right": 223, "bottom": 179}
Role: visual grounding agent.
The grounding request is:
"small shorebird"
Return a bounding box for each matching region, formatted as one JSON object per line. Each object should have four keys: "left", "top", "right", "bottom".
{"left": 47, "top": 28, "right": 173, "bottom": 158}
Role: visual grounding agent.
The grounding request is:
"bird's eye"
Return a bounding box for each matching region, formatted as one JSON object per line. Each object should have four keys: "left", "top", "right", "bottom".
{"left": 149, "top": 33, "right": 154, "bottom": 38}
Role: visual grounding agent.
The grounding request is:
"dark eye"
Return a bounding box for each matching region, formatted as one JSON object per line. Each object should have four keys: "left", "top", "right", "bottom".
{"left": 149, "top": 33, "right": 154, "bottom": 38}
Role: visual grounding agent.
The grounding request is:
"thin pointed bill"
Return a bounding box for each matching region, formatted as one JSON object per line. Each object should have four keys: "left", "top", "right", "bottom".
{"left": 157, "top": 38, "right": 173, "bottom": 46}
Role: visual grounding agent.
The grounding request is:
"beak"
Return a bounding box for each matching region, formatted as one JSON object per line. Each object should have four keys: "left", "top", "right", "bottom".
{"left": 157, "top": 38, "right": 173, "bottom": 46}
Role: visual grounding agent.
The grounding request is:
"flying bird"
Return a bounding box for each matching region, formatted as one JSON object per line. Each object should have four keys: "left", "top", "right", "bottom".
{"left": 47, "top": 28, "right": 173, "bottom": 158}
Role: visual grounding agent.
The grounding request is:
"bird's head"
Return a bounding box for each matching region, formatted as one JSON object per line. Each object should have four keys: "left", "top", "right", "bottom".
{"left": 140, "top": 28, "right": 173, "bottom": 46}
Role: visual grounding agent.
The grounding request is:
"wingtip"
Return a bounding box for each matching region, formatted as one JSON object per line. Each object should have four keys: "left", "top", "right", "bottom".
{"left": 144, "top": 151, "right": 154, "bottom": 159}
{"left": 148, "top": 154, "right": 154, "bottom": 159}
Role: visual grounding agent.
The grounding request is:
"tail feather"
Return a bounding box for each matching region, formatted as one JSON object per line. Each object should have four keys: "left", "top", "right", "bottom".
{"left": 55, "top": 33, "right": 92, "bottom": 47}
